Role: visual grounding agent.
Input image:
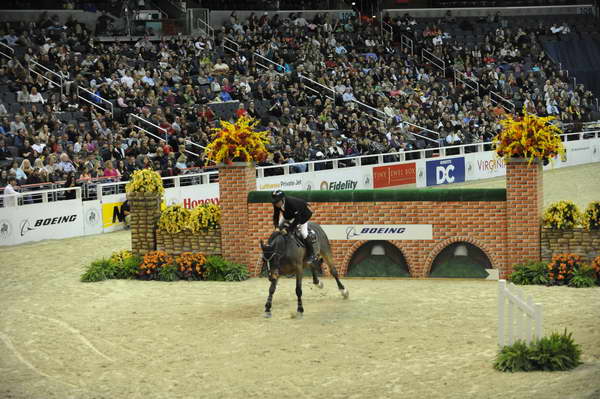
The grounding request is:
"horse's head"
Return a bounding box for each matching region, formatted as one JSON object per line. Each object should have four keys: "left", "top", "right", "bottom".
{"left": 260, "top": 233, "right": 285, "bottom": 280}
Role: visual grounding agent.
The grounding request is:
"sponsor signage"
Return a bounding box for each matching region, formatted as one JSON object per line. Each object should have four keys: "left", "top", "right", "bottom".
{"left": 465, "top": 153, "right": 506, "bottom": 180}
{"left": 321, "top": 224, "right": 433, "bottom": 240}
{"left": 165, "top": 183, "right": 220, "bottom": 208}
{"left": 102, "top": 201, "right": 126, "bottom": 228}
{"left": 426, "top": 157, "right": 465, "bottom": 186}
{"left": 257, "top": 178, "right": 303, "bottom": 191}
{"left": 373, "top": 163, "right": 416, "bottom": 188}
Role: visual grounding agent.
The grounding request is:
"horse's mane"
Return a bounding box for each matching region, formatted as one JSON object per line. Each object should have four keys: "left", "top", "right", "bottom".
{"left": 267, "top": 230, "right": 286, "bottom": 246}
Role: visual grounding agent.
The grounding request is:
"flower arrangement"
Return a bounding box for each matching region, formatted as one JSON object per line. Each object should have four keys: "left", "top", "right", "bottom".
{"left": 543, "top": 200, "right": 581, "bottom": 230}
{"left": 126, "top": 169, "right": 165, "bottom": 197}
{"left": 592, "top": 255, "right": 600, "bottom": 285}
{"left": 582, "top": 201, "right": 600, "bottom": 230}
{"left": 188, "top": 203, "right": 221, "bottom": 232}
{"left": 176, "top": 252, "right": 207, "bottom": 280}
{"left": 547, "top": 253, "right": 584, "bottom": 285}
{"left": 204, "top": 115, "right": 270, "bottom": 164}
{"left": 110, "top": 249, "right": 133, "bottom": 264}
{"left": 139, "top": 250, "right": 174, "bottom": 280}
{"left": 494, "top": 107, "right": 566, "bottom": 165}
{"left": 158, "top": 205, "right": 192, "bottom": 233}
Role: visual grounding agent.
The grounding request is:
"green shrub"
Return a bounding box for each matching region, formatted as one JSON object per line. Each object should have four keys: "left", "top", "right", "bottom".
{"left": 81, "top": 259, "right": 117, "bottom": 282}
{"left": 494, "top": 330, "right": 582, "bottom": 372}
{"left": 158, "top": 264, "right": 178, "bottom": 282}
{"left": 529, "top": 330, "right": 582, "bottom": 371}
{"left": 568, "top": 265, "right": 597, "bottom": 288}
{"left": 508, "top": 260, "right": 549, "bottom": 285}
{"left": 114, "top": 255, "right": 141, "bottom": 279}
{"left": 205, "top": 256, "right": 249, "bottom": 281}
{"left": 494, "top": 340, "right": 535, "bottom": 372}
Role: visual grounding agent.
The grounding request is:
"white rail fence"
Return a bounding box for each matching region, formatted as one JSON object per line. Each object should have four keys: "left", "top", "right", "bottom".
{"left": 498, "top": 279, "right": 543, "bottom": 347}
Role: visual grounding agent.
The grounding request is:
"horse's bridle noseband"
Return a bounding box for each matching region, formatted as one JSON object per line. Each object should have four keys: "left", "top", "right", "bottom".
{"left": 262, "top": 251, "right": 279, "bottom": 273}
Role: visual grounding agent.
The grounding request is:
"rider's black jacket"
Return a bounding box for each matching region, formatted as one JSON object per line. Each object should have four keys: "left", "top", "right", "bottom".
{"left": 273, "top": 196, "right": 312, "bottom": 230}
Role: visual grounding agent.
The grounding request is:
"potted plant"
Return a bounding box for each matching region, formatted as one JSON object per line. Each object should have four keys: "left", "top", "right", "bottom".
{"left": 494, "top": 107, "right": 566, "bottom": 165}
{"left": 204, "top": 115, "right": 270, "bottom": 165}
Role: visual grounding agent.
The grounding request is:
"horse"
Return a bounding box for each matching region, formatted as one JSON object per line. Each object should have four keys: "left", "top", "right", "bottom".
{"left": 260, "top": 221, "right": 349, "bottom": 319}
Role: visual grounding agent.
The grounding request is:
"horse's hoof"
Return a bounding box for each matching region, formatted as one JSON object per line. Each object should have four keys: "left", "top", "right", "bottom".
{"left": 293, "top": 312, "right": 303, "bottom": 320}
{"left": 318, "top": 281, "right": 324, "bottom": 289}
{"left": 264, "top": 312, "right": 272, "bottom": 318}
{"left": 341, "top": 288, "right": 349, "bottom": 299}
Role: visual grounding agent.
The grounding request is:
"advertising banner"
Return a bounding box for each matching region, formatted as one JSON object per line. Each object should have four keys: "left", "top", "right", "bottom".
{"left": 373, "top": 162, "right": 416, "bottom": 188}
{"left": 0, "top": 199, "right": 84, "bottom": 246}
{"left": 82, "top": 200, "right": 103, "bottom": 236}
{"left": 465, "top": 153, "right": 506, "bottom": 181}
{"left": 101, "top": 193, "right": 127, "bottom": 232}
{"left": 321, "top": 224, "right": 433, "bottom": 240}
{"left": 165, "top": 183, "right": 219, "bottom": 209}
{"left": 426, "top": 157, "right": 465, "bottom": 186}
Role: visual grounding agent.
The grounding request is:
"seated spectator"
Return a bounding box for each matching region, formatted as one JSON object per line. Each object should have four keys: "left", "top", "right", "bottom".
{"left": 57, "top": 153, "right": 76, "bottom": 174}
{"left": 29, "top": 87, "right": 45, "bottom": 104}
{"left": 103, "top": 160, "right": 120, "bottom": 178}
{"left": 3, "top": 176, "right": 19, "bottom": 207}
{"left": 17, "top": 86, "right": 31, "bottom": 103}
{"left": 64, "top": 172, "right": 77, "bottom": 200}
{"left": 212, "top": 58, "right": 230, "bottom": 75}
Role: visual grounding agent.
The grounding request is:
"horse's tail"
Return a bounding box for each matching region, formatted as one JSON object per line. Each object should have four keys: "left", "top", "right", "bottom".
{"left": 307, "top": 221, "right": 333, "bottom": 257}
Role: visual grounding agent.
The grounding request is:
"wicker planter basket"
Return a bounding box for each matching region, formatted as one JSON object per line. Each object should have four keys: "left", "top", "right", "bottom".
{"left": 157, "top": 227, "right": 222, "bottom": 257}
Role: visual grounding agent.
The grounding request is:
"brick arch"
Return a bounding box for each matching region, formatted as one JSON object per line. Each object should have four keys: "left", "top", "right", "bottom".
{"left": 341, "top": 240, "right": 414, "bottom": 276}
{"left": 423, "top": 236, "right": 499, "bottom": 277}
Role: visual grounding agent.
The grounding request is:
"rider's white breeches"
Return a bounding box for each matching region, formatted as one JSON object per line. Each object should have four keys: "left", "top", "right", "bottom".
{"left": 280, "top": 214, "right": 309, "bottom": 239}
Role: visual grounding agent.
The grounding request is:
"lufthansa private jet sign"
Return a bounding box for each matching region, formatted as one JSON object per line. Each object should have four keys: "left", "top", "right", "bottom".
{"left": 321, "top": 225, "right": 433, "bottom": 240}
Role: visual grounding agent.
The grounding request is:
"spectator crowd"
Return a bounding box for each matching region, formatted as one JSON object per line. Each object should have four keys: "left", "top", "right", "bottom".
{"left": 0, "top": 8, "right": 598, "bottom": 194}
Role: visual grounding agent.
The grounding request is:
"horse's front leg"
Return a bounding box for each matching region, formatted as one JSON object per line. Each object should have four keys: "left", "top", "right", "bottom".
{"left": 295, "top": 269, "right": 304, "bottom": 319}
{"left": 264, "top": 274, "right": 278, "bottom": 318}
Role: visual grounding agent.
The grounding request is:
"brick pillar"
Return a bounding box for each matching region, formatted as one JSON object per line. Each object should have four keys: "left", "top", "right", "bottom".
{"left": 218, "top": 162, "right": 256, "bottom": 273}
{"left": 127, "top": 192, "right": 161, "bottom": 256}
{"left": 505, "top": 158, "right": 543, "bottom": 278}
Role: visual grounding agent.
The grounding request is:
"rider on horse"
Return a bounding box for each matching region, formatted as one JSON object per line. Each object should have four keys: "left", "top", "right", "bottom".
{"left": 271, "top": 190, "right": 318, "bottom": 266}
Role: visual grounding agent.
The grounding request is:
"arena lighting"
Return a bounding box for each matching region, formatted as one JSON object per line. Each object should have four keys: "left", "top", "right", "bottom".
{"left": 351, "top": 1, "right": 355, "bottom": 4}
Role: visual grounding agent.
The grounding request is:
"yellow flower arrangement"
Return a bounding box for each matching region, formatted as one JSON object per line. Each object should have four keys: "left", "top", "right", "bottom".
{"left": 110, "top": 249, "right": 133, "bottom": 264}
{"left": 187, "top": 203, "right": 221, "bottom": 232}
{"left": 543, "top": 200, "right": 581, "bottom": 230}
{"left": 204, "top": 115, "right": 270, "bottom": 164}
{"left": 582, "top": 201, "right": 600, "bottom": 230}
{"left": 125, "top": 169, "right": 165, "bottom": 197}
{"left": 494, "top": 107, "right": 566, "bottom": 165}
{"left": 158, "top": 205, "right": 192, "bottom": 233}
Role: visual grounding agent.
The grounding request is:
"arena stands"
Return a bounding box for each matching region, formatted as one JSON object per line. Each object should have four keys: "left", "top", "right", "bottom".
{"left": 1, "top": 4, "right": 599, "bottom": 197}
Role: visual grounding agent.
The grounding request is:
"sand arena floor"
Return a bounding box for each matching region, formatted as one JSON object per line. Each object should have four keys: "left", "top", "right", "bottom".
{"left": 1, "top": 230, "right": 599, "bottom": 399}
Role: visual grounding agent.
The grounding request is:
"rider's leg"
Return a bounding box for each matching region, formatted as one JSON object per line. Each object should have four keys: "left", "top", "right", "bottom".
{"left": 300, "top": 222, "right": 318, "bottom": 265}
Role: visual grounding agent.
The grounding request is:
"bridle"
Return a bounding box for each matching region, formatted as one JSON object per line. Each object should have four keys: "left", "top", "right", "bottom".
{"left": 262, "top": 251, "right": 278, "bottom": 273}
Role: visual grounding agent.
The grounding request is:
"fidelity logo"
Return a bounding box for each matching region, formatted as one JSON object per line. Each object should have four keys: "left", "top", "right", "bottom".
{"left": 20, "top": 215, "right": 78, "bottom": 236}
{"left": 320, "top": 180, "right": 358, "bottom": 190}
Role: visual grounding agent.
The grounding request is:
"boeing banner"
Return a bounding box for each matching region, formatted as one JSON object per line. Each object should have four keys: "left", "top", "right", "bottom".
{"left": 426, "top": 157, "right": 466, "bottom": 186}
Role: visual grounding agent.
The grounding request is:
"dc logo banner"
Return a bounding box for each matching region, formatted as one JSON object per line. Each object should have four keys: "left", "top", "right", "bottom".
{"left": 426, "top": 157, "right": 466, "bottom": 186}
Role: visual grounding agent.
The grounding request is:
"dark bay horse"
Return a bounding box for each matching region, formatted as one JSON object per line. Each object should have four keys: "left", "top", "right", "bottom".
{"left": 260, "top": 222, "right": 349, "bottom": 319}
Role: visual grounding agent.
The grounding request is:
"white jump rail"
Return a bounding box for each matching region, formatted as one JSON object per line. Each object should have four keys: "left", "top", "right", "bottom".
{"left": 0, "top": 42, "right": 14, "bottom": 60}
{"left": 498, "top": 279, "right": 543, "bottom": 347}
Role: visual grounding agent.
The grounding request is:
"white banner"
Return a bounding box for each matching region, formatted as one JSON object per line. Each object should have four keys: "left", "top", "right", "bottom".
{"left": 0, "top": 199, "right": 84, "bottom": 246}
{"left": 165, "top": 183, "right": 219, "bottom": 209}
{"left": 258, "top": 166, "right": 374, "bottom": 191}
{"left": 321, "top": 224, "right": 433, "bottom": 240}
{"left": 82, "top": 200, "right": 103, "bottom": 236}
{"left": 465, "top": 152, "right": 507, "bottom": 181}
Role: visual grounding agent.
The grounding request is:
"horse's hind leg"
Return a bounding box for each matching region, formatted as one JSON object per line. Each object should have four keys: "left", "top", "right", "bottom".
{"left": 310, "top": 258, "right": 324, "bottom": 289}
{"left": 322, "top": 252, "right": 349, "bottom": 299}
{"left": 295, "top": 270, "right": 304, "bottom": 318}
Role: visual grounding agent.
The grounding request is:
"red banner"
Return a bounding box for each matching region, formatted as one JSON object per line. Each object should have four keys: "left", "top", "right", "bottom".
{"left": 373, "top": 163, "right": 416, "bottom": 188}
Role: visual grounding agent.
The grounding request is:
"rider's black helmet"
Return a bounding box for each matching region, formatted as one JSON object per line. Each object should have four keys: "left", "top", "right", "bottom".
{"left": 271, "top": 190, "right": 285, "bottom": 203}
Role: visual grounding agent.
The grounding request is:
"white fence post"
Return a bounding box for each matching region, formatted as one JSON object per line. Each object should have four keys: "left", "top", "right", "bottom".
{"left": 498, "top": 279, "right": 543, "bottom": 347}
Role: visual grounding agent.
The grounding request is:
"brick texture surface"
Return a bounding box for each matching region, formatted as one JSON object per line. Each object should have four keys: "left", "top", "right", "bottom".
{"left": 541, "top": 228, "right": 600, "bottom": 262}
{"left": 217, "top": 159, "right": 542, "bottom": 279}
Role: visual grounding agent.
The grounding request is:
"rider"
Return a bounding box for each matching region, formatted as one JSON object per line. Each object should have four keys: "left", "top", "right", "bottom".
{"left": 271, "top": 190, "right": 318, "bottom": 265}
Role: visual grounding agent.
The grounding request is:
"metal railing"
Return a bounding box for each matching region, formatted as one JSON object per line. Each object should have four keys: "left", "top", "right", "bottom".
{"left": 0, "top": 42, "right": 14, "bottom": 60}
{"left": 400, "top": 34, "right": 413, "bottom": 56}
{"left": 382, "top": 21, "right": 394, "bottom": 42}
{"left": 28, "top": 60, "right": 64, "bottom": 94}
{"left": 421, "top": 48, "right": 445, "bottom": 72}
{"left": 0, "top": 186, "right": 81, "bottom": 208}
{"left": 454, "top": 69, "right": 479, "bottom": 95}
{"left": 490, "top": 91, "right": 516, "bottom": 113}
{"left": 76, "top": 86, "right": 113, "bottom": 114}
